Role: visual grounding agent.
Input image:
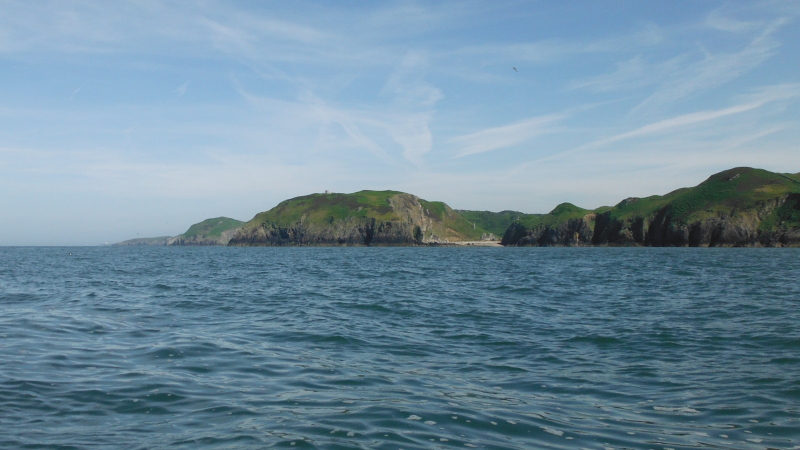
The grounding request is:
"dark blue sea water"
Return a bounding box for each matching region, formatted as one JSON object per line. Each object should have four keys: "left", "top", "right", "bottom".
{"left": 1, "top": 247, "right": 799, "bottom": 449}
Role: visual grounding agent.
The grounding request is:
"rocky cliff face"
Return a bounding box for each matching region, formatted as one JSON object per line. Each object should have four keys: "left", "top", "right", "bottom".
{"left": 503, "top": 168, "right": 800, "bottom": 247}
{"left": 227, "top": 216, "right": 419, "bottom": 246}
{"left": 591, "top": 211, "right": 645, "bottom": 246}
{"left": 643, "top": 194, "right": 800, "bottom": 247}
{"left": 167, "top": 227, "right": 241, "bottom": 246}
{"left": 504, "top": 193, "right": 800, "bottom": 247}
{"left": 502, "top": 215, "right": 595, "bottom": 247}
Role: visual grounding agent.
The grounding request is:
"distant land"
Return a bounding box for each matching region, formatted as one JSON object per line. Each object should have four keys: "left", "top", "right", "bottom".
{"left": 117, "top": 167, "right": 800, "bottom": 247}
{"left": 114, "top": 236, "right": 173, "bottom": 246}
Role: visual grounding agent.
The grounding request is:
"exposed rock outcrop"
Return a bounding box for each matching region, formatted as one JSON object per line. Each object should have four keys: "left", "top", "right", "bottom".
{"left": 167, "top": 226, "right": 241, "bottom": 246}
{"left": 502, "top": 214, "right": 595, "bottom": 247}
{"left": 228, "top": 217, "right": 419, "bottom": 246}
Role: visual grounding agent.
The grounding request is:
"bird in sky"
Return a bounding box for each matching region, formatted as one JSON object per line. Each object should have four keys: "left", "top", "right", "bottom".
{"left": 513, "top": 67, "right": 517, "bottom": 72}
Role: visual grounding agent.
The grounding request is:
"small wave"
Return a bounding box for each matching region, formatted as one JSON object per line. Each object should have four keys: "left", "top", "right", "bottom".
{"left": 653, "top": 406, "right": 700, "bottom": 414}
{"left": 770, "top": 357, "right": 800, "bottom": 364}
{"left": 0, "top": 293, "right": 39, "bottom": 303}
{"left": 487, "top": 285, "right": 537, "bottom": 294}
{"left": 305, "top": 334, "right": 366, "bottom": 346}
{"left": 542, "top": 427, "right": 563, "bottom": 436}
{"left": 336, "top": 302, "right": 394, "bottom": 314}
{"left": 566, "top": 335, "right": 623, "bottom": 345}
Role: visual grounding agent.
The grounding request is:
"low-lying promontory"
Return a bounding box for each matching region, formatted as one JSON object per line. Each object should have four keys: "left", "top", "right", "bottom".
{"left": 115, "top": 217, "right": 244, "bottom": 246}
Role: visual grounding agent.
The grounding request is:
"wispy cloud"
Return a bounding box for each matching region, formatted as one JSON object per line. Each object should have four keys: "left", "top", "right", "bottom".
{"left": 704, "top": 10, "right": 763, "bottom": 33}
{"left": 379, "top": 114, "right": 430, "bottom": 166}
{"left": 382, "top": 51, "right": 443, "bottom": 108}
{"left": 70, "top": 83, "right": 85, "bottom": 98}
{"left": 734, "top": 82, "right": 800, "bottom": 104}
{"left": 522, "top": 83, "right": 800, "bottom": 168}
{"left": 234, "top": 81, "right": 441, "bottom": 168}
{"left": 378, "top": 51, "right": 443, "bottom": 165}
{"left": 569, "top": 55, "right": 678, "bottom": 93}
{"left": 452, "top": 24, "right": 666, "bottom": 70}
{"left": 592, "top": 101, "right": 768, "bottom": 148}
{"left": 174, "top": 81, "right": 189, "bottom": 97}
{"left": 567, "top": 10, "right": 788, "bottom": 117}
{"left": 0, "top": 0, "right": 339, "bottom": 64}
{"left": 631, "top": 18, "right": 786, "bottom": 113}
{"left": 451, "top": 114, "right": 564, "bottom": 158}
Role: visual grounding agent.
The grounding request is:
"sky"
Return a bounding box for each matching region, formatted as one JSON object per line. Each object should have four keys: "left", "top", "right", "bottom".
{"left": 1, "top": 1, "right": 799, "bottom": 245}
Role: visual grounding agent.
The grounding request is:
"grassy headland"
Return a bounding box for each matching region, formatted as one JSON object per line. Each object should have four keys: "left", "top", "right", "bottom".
{"left": 229, "top": 190, "right": 491, "bottom": 246}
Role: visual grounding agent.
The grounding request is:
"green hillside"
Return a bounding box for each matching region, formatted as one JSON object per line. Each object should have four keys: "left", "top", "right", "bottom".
{"left": 516, "top": 203, "right": 590, "bottom": 229}
{"left": 183, "top": 217, "right": 245, "bottom": 238}
{"left": 663, "top": 168, "right": 800, "bottom": 221}
{"left": 418, "top": 199, "right": 489, "bottom": 240}
{"left": 246, "top": 191, "right": 404, "bottom": 227}
{"left": 232, "top": 190, "right": 489, "bottom": 245}
{"left": 457, "top": 210, "right": 526, "bottom": 236}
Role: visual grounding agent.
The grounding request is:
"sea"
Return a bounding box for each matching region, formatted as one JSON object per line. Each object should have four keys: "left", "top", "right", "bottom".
{"left": 1, "top": 246, "right": 798, "bottom": 449}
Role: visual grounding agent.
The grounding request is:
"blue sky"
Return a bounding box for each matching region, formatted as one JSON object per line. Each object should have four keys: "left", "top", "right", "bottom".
{"left": 1, "top": 1, "right": 799, "bottom": 245}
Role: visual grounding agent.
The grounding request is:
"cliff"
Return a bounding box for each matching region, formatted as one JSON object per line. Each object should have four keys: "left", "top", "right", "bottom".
{"left": 502, "top": 168, "right": 800, "bottom": 247}
{"left": 228, "top": 190, "right": 487, "bottom": 246}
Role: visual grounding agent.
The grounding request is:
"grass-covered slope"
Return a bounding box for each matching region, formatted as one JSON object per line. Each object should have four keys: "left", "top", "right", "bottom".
{"left": 244, "top": 191, "right": 403, "bottom": 226}
{"left": 229, "top": 190, "right": 488, "bottom": 246}
{"left": 182, "top": 217, "right": 244, "bottom": 239}
{"left": 115, "top": 217, "right": 244, "bottom": 246}
{"left": 658, "top": 168, "right": 800, "bottom": 222}
{"left": 418, "top": 198, "right": 490, "bottom": 242}
{"left": 516, "top": 203, "right": 589, "bottom": 230}
{"left": 456, "top": 210, "right": 526, "bottom": 237}
{"left": 503, "top": 167, "right": 800, "bottom": 247}
{"left": 168, "top": 217, "right": 244, "bottom": 246}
